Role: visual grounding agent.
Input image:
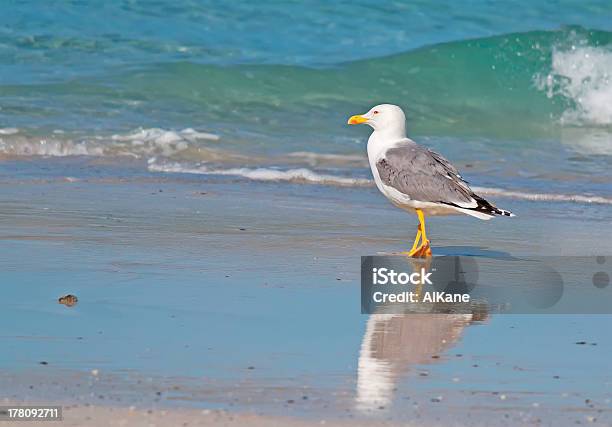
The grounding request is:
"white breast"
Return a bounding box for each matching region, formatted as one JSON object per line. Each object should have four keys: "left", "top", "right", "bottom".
{"left": 367, "top": 133, "right": 411, "bottom": 207}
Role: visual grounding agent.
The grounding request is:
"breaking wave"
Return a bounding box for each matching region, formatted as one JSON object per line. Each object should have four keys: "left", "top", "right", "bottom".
{"left": 535, "top": 42, "right": 612, "bottom": 126}
{"left": 2, "top": 27, "right": 611, "bottom": 142}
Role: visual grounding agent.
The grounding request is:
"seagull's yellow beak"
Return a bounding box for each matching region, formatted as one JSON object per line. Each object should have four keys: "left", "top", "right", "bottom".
{"left": 347, "top": 114, "right": 368, "bottom": 125}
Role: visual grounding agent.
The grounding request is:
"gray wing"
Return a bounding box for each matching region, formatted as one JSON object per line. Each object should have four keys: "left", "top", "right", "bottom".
{"left": 376, "top": 142, "right": 476, "bottom": 207}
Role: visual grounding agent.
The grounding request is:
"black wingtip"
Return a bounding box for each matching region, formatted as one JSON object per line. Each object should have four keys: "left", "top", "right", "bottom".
{"left": 470, "top": 197, "right": 514, "bottom": 217}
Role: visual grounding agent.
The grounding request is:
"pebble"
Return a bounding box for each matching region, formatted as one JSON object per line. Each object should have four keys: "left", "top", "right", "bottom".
{"left": 58, "top": 294, "right": 78, "bottom": 307}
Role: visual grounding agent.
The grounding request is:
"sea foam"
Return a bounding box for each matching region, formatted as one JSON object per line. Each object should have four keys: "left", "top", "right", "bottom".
{"left": 536, "top": 44, "right": 612, "bottom": 126}
{"left": 0, "top": 128, "right": 19, "bottom": 135}
{"left": 148, "top": 161, "right": 372, "bottom": 187}
{"left": 0, "top": 128, "right": 220, "bottom": 158}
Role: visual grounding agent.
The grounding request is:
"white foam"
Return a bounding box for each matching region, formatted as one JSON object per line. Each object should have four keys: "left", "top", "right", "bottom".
{"left": 472, "top": 186, "right": 612, "bottom": 205}
{"left": 0, "top": 127, "right": 220, "bottom": 158}
{"left": 0, "top": 137, "right": 104, "bottom": 157}
{"left": 149, "top": 162, "right": 612, "bottom": 205}
{"left": 148, "top": 162, "right": 372, "bottom": 187}
{"left": 0, "top": 128, "right": 19, "bottom": 135}
{"left": 112, "top": 127, "right": 219, "bottom": 143}
{"left": 110, "top": 127, "right": 220, "bottom": 157}
{"left": 535, "top": 45, "right": 612, "bottom": 126}
{"left": 286, "top": 151, "right": 368, "bottom": 167}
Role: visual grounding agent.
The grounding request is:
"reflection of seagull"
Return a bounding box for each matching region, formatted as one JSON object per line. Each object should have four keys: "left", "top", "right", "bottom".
{"left": 355, "top": 313, "right": 474, "bottom": 412}
{"left": 348, "top": 104, "right": 514, "bottom": 257}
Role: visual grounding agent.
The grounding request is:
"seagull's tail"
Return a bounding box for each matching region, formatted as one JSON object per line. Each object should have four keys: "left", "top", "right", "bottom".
{"left": 442, "top": 196, "right": 515, "bottom": 220}
{"left": 493, "top": 207, "right": 515, "bottom": 217}
{"left": 470, "top": 196, "right": 515, "bottom": 218}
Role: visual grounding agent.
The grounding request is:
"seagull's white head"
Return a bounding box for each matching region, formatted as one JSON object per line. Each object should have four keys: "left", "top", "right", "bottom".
{"left": 347, "top": 104, "right": 406, "bottom": 138}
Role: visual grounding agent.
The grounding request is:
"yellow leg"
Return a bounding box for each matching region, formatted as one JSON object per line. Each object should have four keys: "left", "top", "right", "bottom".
{"left": 399, "top": 224, "right": 422, "bottom": 256}
{"left": 406, "top": 209, "right": 432, "bottom": 258}
{"left": 409, "top": 226, "right": 422, "bottom": 252}
{"left": 417, "top": 210, "right": 427, "bottom": 242}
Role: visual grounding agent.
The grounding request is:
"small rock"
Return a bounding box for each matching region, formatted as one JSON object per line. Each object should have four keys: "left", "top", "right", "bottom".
{"left": 575, "top": 341, "right": 587, "bottom": 345}
{"left": 39, "top": 361, "right": 48, "bottom": 365}
{"left": 91, "top": 369, "right": 99, "bottom": 376}
{"left": 58, "top": 294, "right": 78, "bottom": 307}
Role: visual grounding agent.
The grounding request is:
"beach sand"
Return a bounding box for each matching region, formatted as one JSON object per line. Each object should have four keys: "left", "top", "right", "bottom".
{"left": 1, "top": 158, "right": 611, "bottom": 426}
{"left": 1, "top": 401, "right": 397, "bottom": 427}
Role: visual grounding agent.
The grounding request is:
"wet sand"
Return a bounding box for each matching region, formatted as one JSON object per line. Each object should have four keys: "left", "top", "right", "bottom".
{"left": 1, "top": 158, "right": 611, "bottom": 426}
{"left": 2, "top": 401, "right": 410, "bottom": 427}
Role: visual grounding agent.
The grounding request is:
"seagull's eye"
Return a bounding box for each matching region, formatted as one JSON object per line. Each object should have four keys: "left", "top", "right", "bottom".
{"left": 373, "top": 111, "right": 379, "bottom": 115}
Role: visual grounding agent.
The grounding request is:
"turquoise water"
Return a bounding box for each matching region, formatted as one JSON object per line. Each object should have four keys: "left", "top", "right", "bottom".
{"left": 1, "top": 2, "right": 611, "bottom": 199}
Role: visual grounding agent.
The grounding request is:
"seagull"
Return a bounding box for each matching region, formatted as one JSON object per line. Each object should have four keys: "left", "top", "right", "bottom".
{"left": 348, "top": 104, "right": 514, "bottom": 257}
